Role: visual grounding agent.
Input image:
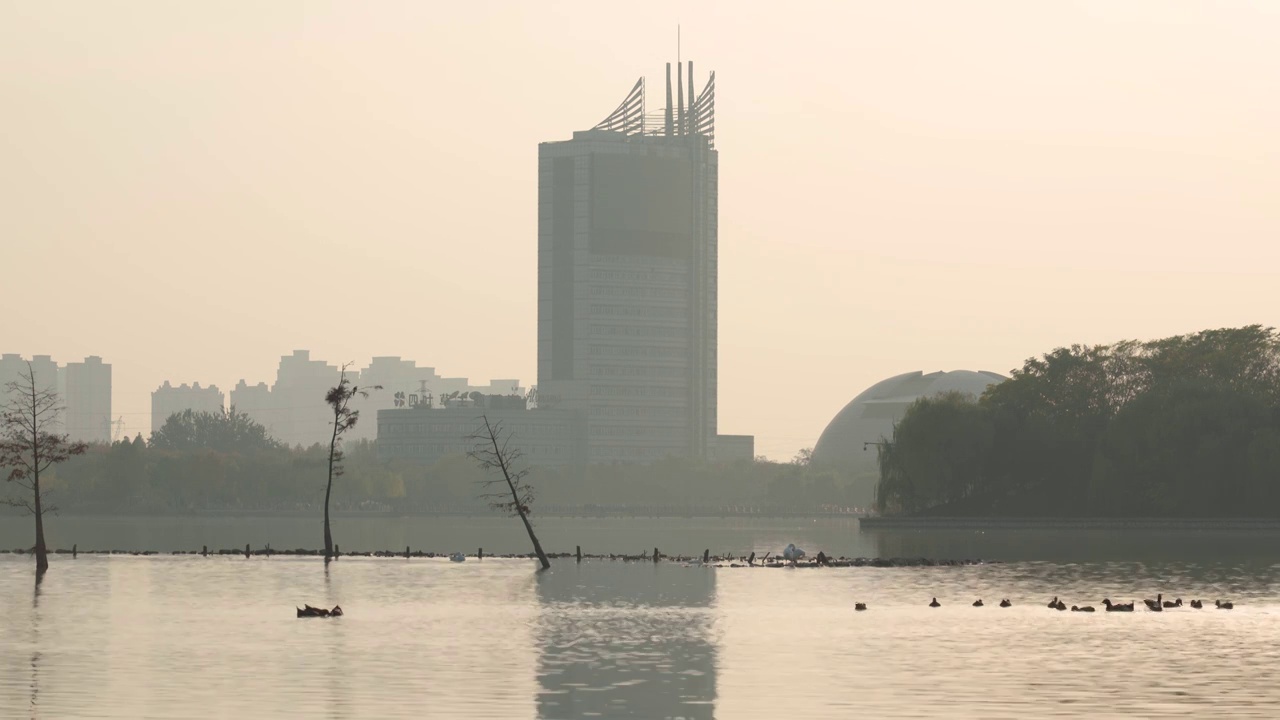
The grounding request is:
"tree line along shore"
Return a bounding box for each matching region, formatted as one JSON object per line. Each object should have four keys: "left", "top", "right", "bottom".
{"left": 874, "top": 326, "right": 1280, "bottom": 518}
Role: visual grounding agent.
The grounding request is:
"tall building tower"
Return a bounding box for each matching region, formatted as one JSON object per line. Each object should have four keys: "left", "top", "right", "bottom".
{"left": 537, "top": 62, "right": 717, "bottom": 463}
{"left": 63, "top": 355, "right": 111, "bottom": 443}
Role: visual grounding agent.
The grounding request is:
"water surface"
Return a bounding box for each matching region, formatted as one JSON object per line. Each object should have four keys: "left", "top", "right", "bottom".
{"left": 3, "top": 552, "right": 1278, "bottom": 719}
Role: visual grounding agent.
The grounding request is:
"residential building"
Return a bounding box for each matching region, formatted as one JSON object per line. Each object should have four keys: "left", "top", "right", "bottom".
{"left": 62, "top": 355, "right": 112, "bottom": 443}
{"left": 151, "top": 381, "right": 225, "bottom": 433}
{"left": 377, "top": 401, "right": 584, "bottom": 468}
{"left": 0, "top": 354, "right": 63, "bottom": 434}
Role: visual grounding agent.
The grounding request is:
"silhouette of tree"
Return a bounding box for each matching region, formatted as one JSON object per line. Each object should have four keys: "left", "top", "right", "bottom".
{"left": 468, "top": 415, "right": 550, "bottom": 570}
{"left": 0, "top": 363, "right": 87, "bottom": 575}
{"left": 323, "top": 363, "right": 379, "bottom": 560}
{"left": 150, "top": 406, "right": 280, "bottom": 453}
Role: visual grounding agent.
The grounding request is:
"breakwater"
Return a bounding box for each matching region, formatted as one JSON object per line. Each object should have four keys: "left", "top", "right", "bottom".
{"left": 2, "top": 545, "right": 988, "bottom": 568}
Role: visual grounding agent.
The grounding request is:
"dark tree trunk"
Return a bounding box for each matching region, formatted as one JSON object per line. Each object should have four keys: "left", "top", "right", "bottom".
{"left": 324, "top": 418, "right": 338, "bottom": 560}
{"left": 33, "top": 470, "right": 47, "bottom": 575}
{"left": 517, "top": 508, "right": 550, "bottom": 571}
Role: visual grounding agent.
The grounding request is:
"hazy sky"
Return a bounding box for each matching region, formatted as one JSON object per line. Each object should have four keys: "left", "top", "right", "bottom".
{"left": 2, "top": 1, "right": 1277, "bottom": 459}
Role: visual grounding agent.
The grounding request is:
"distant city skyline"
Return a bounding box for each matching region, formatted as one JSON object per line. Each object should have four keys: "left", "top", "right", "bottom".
{"left": 3, "top": 2, "right": 1277, "bottom": 459}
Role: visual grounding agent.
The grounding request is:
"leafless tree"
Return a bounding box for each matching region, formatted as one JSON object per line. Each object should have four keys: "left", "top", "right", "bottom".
{"left": 1, "top": 363, "right": 87, "bottom": 574}
{"left": 323, "top": 363, "right": 378, "bottom": 560}
{"left": 468, "top": 415, "right": 550, "bottom": 570}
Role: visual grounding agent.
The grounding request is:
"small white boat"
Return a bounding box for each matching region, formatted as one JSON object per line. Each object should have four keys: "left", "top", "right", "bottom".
{"left": 449, "top": 552, "right": 466, "bottom": 563}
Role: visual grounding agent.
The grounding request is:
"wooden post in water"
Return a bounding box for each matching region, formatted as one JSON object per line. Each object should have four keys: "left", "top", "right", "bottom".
{"left": 334, "top": 544, "right": 339, "bottom": 559}
{"left": 576, "top": 545, "right": 582, "bottom": 563}
{"left": 405, "top": 546, "right": 410, "bottom": 559}
{"left": 72, "top": 544, "right": 77, "bottom": 559}
{"left": 244, "top": 543, "right": 250, "bottom": 559}
{"left": 478, "top": 547, "right": 483, "bottom": 561}
{"left": 654, "top": 547, "right": 660, "bottom": 563}
{"left": 703, "top": 549, "right": 710, "bottom": 564}
{"left": 748, "top": 551, "right": 755, "bottom": 566}
{"left": 201, "top": 545, "right": 207, "bottom": 557}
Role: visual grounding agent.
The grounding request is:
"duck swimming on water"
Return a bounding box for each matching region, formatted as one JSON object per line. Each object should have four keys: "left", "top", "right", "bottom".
{"left": 297, "top": 604, "right": 343, "bottom": 618}
{"left": 1190, "top": 599, "right": 1203, "bottom": 609}
{"left": 1071, "top": 605, "right": 1095, "bottom": 612}
{"left": 929, "top": 598, "right": 941, "bottom": 608}
{"left": 973, "top": 599, "right": 984, "bottom": 607}
{"left": 999, "top": 599, "right": 1012, "bottom": 608}
{"left": 855, "top": 603, "right": 867, "bottom": 611}
{"left": 1216, "top": 600, "right": 1234, "bottom": 610}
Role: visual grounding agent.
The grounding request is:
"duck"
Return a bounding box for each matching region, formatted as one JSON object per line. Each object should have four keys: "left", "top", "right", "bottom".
{"left": 1102, "top": 599, "right": 1135, "bottom": 612}
{"left": 1071, "top": 605, "right": 1095, "bottom": 612}
{"left": 1162, "top": 597, "right": 1182, "bottom": 608}
{"left": 972, "top": 599, "right": 984, "bottom": 607}
{"left": 1047, "top": 596, "right": 1059, "bottom": 609}
{"left": 1189, "top": 599, "right": 1203, "bottom": 609}
{"left": 296, "top": 604, "right": 343, "bottom": 618}
{"left": 929, "top": 598, "right": 941, "bottom": 608}
{"left": 1056, "top": 599, "right": 1067, "bottom": 611}
{"left": 999, "top": 599, "right": 1012, "bottom": 607}
{"left": 855, "top": 602, "right": 867, "bottom": 611}
{"left": 1143, "top": 594, "right": 1164, "bottom": 612}
{"left": 1215, "top": 600, "right": 1234, "bottom": 610}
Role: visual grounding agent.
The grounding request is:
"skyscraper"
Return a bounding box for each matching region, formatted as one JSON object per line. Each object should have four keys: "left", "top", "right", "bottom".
{"left": 537, "top": 62, "right": 718, "bottom": 463}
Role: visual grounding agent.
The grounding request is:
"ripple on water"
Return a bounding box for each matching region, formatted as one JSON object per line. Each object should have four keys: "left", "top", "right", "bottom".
{"left": 1, "top": 555, "right": 1278, "bottom": 719}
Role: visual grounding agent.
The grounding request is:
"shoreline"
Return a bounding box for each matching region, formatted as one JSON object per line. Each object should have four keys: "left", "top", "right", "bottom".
{"left": 0, "top": 547, "right": 989, "bottom": 567}
{"left": 860, "top": 517, "right": 1280, "bottom": 531}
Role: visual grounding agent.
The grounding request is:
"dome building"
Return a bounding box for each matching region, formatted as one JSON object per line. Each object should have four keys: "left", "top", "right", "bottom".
{"left": 811, "top": 370, "right": 1007, "bottom": 505}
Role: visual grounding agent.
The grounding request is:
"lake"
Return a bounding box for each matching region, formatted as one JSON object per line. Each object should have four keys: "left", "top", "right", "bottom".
{"left": 3, "top": 516, "right": 1280, "bottom": 718}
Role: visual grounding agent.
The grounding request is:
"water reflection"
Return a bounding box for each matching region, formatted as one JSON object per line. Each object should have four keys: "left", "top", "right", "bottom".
{"left": 31, "top": 577, "right": 41, "bottom": 717}
{"left": 535, "top": 563, "right": 717, "bottom": 719}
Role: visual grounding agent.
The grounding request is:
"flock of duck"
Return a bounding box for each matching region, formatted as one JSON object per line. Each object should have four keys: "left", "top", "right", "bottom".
{"left": 852, "top": 594, "right": 1236, "bottom": 612}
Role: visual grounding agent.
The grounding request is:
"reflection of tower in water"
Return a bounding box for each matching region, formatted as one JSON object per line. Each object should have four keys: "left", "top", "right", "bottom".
{"left": 535, "top": 564, "right": 717, "bottom": 719}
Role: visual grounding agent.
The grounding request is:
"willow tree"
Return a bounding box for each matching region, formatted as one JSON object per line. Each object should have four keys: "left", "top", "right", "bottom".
{"left": 468, "top": 415, "right": 550, "bottom": 570}
{"left": 323, "top": 364, "right": 378, "bottom": 560}
{"left": 1, "top": 363, "right": 87, "bottom": 574}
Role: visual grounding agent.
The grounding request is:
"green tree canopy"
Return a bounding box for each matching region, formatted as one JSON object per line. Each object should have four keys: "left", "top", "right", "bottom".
{"left": 877, "top": 326, "right": 1280, "bottom": 517}
{"left": 149, "top": 407, "right": 281, "bottom": 454}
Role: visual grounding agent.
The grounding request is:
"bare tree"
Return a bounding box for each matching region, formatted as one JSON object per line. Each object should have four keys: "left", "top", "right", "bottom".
{"left": 468, "top": 415, "right": 550, "bottom": 570}
{"left": 0, "top": 363, "right": 87, "bottom": 574}
{"left": 322, "top": 363, "right": 378, "bottom": 560}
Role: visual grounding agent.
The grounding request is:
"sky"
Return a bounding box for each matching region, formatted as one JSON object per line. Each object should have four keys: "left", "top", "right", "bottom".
{"left": 2, "top": 1, "right": 1278, "bottom": 460}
